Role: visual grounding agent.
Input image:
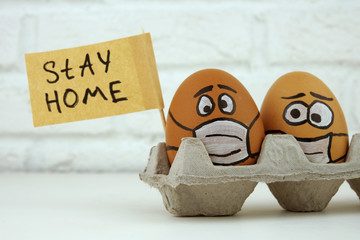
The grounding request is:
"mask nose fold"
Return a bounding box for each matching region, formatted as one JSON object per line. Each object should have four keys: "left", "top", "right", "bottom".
{"left": 194, "top": 119, "right": 249, "bottom": 165}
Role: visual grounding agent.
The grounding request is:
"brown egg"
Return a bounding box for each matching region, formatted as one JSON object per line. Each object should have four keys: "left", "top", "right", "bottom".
{"left": 166, "top": 69, "right": 265, "bottom": 166}
{"left": 260, "top": 71, "right": 348, "bottom": 163}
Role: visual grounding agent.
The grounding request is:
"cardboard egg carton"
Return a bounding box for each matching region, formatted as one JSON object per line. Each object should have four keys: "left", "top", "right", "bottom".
{"left": 140, "top": 134, "right": 360, "bottom": 216}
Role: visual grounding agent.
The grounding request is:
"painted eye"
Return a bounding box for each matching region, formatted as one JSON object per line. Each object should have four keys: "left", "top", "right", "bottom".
{"left": 283, "top": 101, "right": 308, "bottom": 125}
{"left": 309, "top": 101, "right": 333, "bottom": 129}
{"left": 218, "top": 93, "right": 236, "bottom": 115}
{"left": 197, "top": 95, "right": 215, "bottom": 117}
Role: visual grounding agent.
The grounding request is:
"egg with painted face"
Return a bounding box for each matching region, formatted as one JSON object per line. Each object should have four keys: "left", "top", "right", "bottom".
{"left": 166, "top": 69, "right": 265, "bottom": 166}
{"left": 260, "top": 71, "right": 348, "bottom": 164}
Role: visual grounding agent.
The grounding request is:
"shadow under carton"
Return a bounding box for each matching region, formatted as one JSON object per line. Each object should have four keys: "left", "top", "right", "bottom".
{"left": 140, "top": 134, "right": 360, "bottom": 216}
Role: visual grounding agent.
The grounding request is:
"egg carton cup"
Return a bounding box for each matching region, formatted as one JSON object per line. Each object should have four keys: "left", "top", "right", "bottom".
{"left": 139, "top": 134, "right": 360, "bottom": 216}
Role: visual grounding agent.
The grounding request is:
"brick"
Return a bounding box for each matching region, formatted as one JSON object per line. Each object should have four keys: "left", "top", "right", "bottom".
{"left": 0, "top": 139, "right": 32, "bottom": 171}
{"left": 36, "top": 6, "right": 253, "bottom": 67}
{"left": 24, "top": 135, "right": 157, "bottom": 172}
{"left": 0, "top": 14, "right": 21, "bottom": 69}
{"left": 110, "top": 110, "right": 165, "bottom": 137}
{"left": 266, "top": 8, "right": 360, "bottom": 64}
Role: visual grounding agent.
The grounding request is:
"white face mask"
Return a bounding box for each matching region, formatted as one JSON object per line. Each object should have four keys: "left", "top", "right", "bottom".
{"left": 296, "top": 135, "right": 331, "bottom": 163}
{"left": 194, "top": 119, "right": 249, "bottom": 165}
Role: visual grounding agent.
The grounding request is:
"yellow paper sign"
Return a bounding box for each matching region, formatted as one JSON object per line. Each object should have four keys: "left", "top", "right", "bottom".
{"left": 25, "top": 33, "right": 164, "bottom": 127}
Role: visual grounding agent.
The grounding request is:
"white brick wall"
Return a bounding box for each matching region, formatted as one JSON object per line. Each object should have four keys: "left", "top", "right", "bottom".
{"left": 0, "top": 0, "right": 359, "bottom": 172}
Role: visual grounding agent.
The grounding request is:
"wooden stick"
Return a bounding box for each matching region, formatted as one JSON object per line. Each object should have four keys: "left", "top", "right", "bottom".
{"left": 159, "top": 108, "right": 166, "bottom": 133}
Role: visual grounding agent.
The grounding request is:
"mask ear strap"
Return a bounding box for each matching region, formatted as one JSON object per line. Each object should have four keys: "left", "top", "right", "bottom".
{"left": 246, "top": 112, "right": 261, "bottom": 159}
{"left": 248, "top": 112, "right": 260, "bottom": 130}
{"left": 168, "top": 111, "right": 193, "bottom": 132}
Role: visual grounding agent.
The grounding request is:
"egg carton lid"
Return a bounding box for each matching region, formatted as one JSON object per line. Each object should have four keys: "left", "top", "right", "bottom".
{"left": 140, "top": 134, "right": 360, "bottom": 187}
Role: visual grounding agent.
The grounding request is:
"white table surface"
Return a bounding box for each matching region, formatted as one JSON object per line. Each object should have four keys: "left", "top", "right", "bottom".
{"left": 0, "top": 173, "right": 359, "bottom": 240}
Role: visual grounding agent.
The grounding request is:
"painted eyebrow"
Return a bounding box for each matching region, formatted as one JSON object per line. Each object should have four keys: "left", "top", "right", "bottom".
{"left": 194, "top": 85, "right": 213, "bottom": 98}
{"left": 310, "top": 91, "right": 333, "bottom": 101}
{"left": 217, "top": 84, "right": 237, "bottom": 93}
{"left": 281, "top": 93, "right": 306, "bottom": 99}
